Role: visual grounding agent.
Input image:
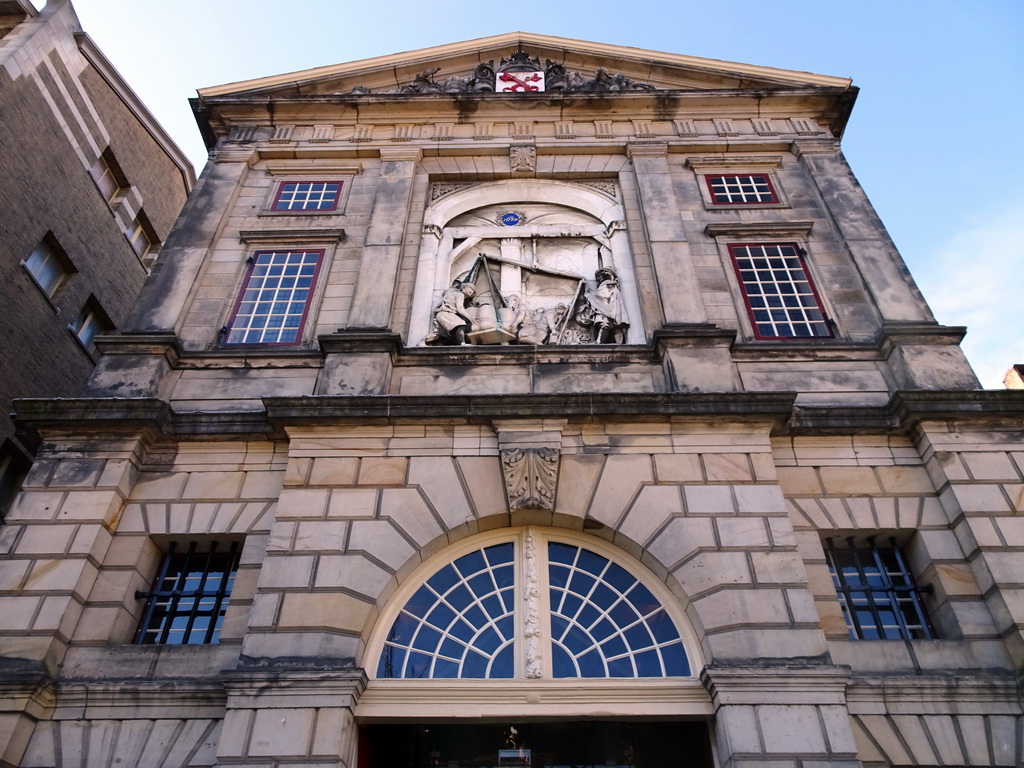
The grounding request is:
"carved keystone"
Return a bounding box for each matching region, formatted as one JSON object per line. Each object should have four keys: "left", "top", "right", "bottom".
{"left": 494, "top": 421, "right": 565, "bottom": 512}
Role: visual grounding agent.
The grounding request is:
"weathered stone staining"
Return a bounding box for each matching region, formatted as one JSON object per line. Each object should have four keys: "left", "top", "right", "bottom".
{"left": 2, "top": 30, "right": 1022, "bottom": 768}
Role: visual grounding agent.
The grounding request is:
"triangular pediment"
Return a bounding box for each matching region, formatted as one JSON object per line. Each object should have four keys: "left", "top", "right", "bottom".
{"left": 196, "top": 32, "right": 851, "bottom": 99}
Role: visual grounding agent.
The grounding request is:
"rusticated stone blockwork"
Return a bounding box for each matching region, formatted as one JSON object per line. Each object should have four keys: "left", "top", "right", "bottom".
{"left": 2, "top": 29, "right": 1022, "bottom": 768}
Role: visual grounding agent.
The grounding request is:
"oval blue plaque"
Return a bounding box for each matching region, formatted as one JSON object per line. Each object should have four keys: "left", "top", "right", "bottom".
{"left": 500, "top": 212, "right": 521, "bottom": 226}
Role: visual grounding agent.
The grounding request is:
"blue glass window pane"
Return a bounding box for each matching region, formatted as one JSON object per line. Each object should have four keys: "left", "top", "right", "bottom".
{"left": 607, "top": 656, "right": 635, "bottom": 677}
{"left": 576, "top": 648, "right": 605, "bottom": 677}
{"left": 661, "top": 643, "right": 690, "bottom": 676}
{"left": 432, "top": 658, "right": 459, "bottom": 678}
{"left": 403, "top": 586, "right": 434, "bottom": 619}
{"left": 378, "top": 543, "right": 516, "bottom": 679}
{"left": 546, "top": 542, "right": 689, "bottom": 679}
{"left": 462, "top": 649, "right": 489, "bottom": 678}
{"left": 577, "top": 549, "right": 606, "bottom": 575}
{"left": 413, "top": 625, "right": 442, "bottom": 654}
{"left": 405, "top": 651, "right": 431, "bottom": 678}
{"left": 552, "top": 644, "right": 575, "bottom": 677}
{"left": 490, "top": 643, "right": 514, "bottom": 678}
{"left": 549, "top": 542, "right": 577, "bottom": 565}
{"left": 600, "top": 634, "right": 627, "bottom": 659}
{"left": 440, "top": 637, "right": 466, "bottom": 660}
{"left": 634, "top": 649, "right": 663, "bottom": 677}
{"left": 549, "top": 563, "right": 571, "bottom": 589}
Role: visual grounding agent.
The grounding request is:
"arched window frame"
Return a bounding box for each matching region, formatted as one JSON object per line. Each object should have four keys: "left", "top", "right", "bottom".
{"left": 363, "top": 527, "right": 703, "bottom": 682}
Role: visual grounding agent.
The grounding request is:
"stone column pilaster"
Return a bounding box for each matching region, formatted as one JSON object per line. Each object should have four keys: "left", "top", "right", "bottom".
{"left": 917, "top": 420, "right": 1024, "bottom": 666}
{"left": 346, "top": 146, "right": 422, "bottom": 330}
{"left": 0, "top": 430, "right": 146, "bottom": 766}
{"left": 125, "top": 146, "right": 256, "bottom": 334}
{"left": 702, "top": 666, "right": 861, "bottom": 768}
{"left": 217, "top": 669, "right": 366, "bottom": 767}
{"left": 626, "top": 142, "right": 707, "bottom": 326}
{"left": 794, "top": 140, "right": 929, "bottom": 325}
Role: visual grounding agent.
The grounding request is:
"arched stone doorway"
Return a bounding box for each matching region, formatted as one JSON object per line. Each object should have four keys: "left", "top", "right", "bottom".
{"left": 355, "top": 527, "right": 714, "bottom": 768}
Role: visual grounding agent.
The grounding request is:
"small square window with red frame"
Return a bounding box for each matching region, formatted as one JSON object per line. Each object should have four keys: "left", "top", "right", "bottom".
{"left": 224, "top": 250, "right": 323, "bottom": 345}
{"left": 705, "top": 174, "right": 778, "bottom": 205}
{"left": 272, "top": 181, "right": 342, "bottom": 212}
{"left": 729, "top": 243, "right": 832, "bottom": 340}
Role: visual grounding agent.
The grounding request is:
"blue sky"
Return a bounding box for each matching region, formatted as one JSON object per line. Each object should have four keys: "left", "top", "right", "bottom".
{"left": 57, "top": 0, "right": 1023, "bottom": 387}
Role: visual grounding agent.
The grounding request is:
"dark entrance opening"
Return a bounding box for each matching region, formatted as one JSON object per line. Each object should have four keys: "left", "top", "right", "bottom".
{"left": 360, "top": 721, "right": 714, "bottom": 768}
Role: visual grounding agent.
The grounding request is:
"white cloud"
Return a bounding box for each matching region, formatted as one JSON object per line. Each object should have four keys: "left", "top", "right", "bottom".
{"left": 916, "top": 198, "right": 1024, "bottom": 389}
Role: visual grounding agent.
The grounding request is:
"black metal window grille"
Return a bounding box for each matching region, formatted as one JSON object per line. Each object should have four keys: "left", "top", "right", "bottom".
{"left": 135, "top": 541, "right": 240, "bottom": 645}
{"left": 825, "top": 536, "right": 933, "bottom": 640}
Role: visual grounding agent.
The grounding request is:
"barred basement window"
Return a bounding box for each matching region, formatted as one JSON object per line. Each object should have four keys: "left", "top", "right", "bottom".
{"left": 224, "top": 249, "right": 323, "bottom": 345}
{"left": 825, "top": 536, "right": 934, "bottom": 640}
{"left": 272, "top": 181, "right": 342, "bottom": 212}
{"left": 729, "top": 243, "right": 832, "bottom": 339}
{"left": 135, "top": 541, "right": 240, "bottom": 645}
{"left": 705, "top": 174, "right": 778, "bottom": 204}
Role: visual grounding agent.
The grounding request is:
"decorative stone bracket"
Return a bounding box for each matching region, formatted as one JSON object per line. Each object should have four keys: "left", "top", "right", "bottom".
{"left": 494, "top": 420, "right": 565, "bottom": 512}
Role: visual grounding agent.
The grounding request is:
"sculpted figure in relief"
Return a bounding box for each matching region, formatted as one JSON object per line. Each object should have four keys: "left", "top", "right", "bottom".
{"left": 429, "top": 282, "right": 477, "bottom": 345}
{"left": 517, "top": 304, "right": 567, "bottom": 345}
{"left": 578, "top": 267, "right": 630, "bottom": 343}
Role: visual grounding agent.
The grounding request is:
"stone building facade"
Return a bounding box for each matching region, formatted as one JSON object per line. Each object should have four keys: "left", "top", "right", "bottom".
{"left": 0, "top": 0, "right": 194, "bottom": 515}
{"left": 2, "top": 32, "right": 1023, "bottom": 768}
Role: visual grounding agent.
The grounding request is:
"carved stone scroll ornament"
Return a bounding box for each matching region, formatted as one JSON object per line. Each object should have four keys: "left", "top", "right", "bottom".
{"left": 522, "top": 527, "right": 543, "bottom": 678}
{"left": 365, "top": 52, "right": 655, "bottom": 95}
{"left": 501, "top": 446, "right": 559, "bottom": 511}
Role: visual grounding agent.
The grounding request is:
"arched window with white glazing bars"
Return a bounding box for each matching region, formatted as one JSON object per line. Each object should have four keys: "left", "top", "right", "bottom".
{"left": 375, "top": 529, "right": 692, "bottom": 680}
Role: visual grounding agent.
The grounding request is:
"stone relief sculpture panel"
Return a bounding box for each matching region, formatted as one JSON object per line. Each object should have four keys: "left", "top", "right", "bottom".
{"left": 421, "top": 200, "right": 636, "bottom": 346}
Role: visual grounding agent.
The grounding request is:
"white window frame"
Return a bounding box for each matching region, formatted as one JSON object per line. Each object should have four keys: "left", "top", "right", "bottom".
{"left": 22, "top": 235, "right": 73, "bottom": 299}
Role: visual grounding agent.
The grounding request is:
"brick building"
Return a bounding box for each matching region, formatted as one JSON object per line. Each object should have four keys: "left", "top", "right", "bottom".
{"left": 0, "top": 0, "right": 193, "bottom": 515}
{"left": 3, "top": 32, "right": 1024, "bottom": 768}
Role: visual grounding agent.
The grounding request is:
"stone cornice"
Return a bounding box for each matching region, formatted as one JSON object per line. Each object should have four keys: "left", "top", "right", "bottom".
{"left": 357, "top": 677, "right": 712, "bottom": 719}
{"left": 701, "top": 664, "right": 852, "bottom": 707}
{"left": 239, "top": 228, "right": 346, "bottom": 244}
{"left": 705, "top": 220, "right": 815, "bottom": 237}
{"left": 12, "top": 390, "right": 1024, "bottom": 444}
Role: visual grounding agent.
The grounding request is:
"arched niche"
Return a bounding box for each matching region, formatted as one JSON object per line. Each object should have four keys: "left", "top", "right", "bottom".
{"left": 409, "top": 180, "right": 645, "bottom": 346}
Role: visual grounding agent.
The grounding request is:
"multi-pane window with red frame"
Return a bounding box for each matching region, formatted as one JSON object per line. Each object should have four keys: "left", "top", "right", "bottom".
{"left": 705, "top": 174, "right": 778, "bottom": 204}
{"left": 272, "top": 181, "right": 342, "bottom": 212}
{"left": 729, "top": 243, "right": 832, "bottom": 340}
{"left": 225, "top": 250, "right": 322, "bottom": 345}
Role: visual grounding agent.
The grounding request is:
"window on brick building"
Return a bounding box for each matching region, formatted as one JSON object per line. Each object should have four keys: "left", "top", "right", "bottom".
{"left": 22, "top": 234, "right": 74, "bottom": 297}
{"left": 69, "top": 297, "right": 113, "bottom": 354}
{"left": 89, "top": 148, "right": 130, "bottom": 204}
{"left": 705, "top": 174, "right": 778, "bottom": 204}
{"left": 825, "top": 536, "right": 934, "bottom": 640}
{"left": 729, "top": 243, "right": 833, "bottom": 339}
{"left": 135, "top": 540, "right": 240, "bottom": 645}
{"left": 223, "top": 249, "right": 323, "bottom": 345}
{"left": 272, "top": 181, "right": 343, "bottom": 212}
{"left": 125, "top": 210, "right": 158, "bottom": 261}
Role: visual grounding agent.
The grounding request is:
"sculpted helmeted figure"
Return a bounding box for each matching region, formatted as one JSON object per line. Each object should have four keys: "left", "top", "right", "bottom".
{"left": 581, "top": 267, "right": 629, "bottom": 343}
